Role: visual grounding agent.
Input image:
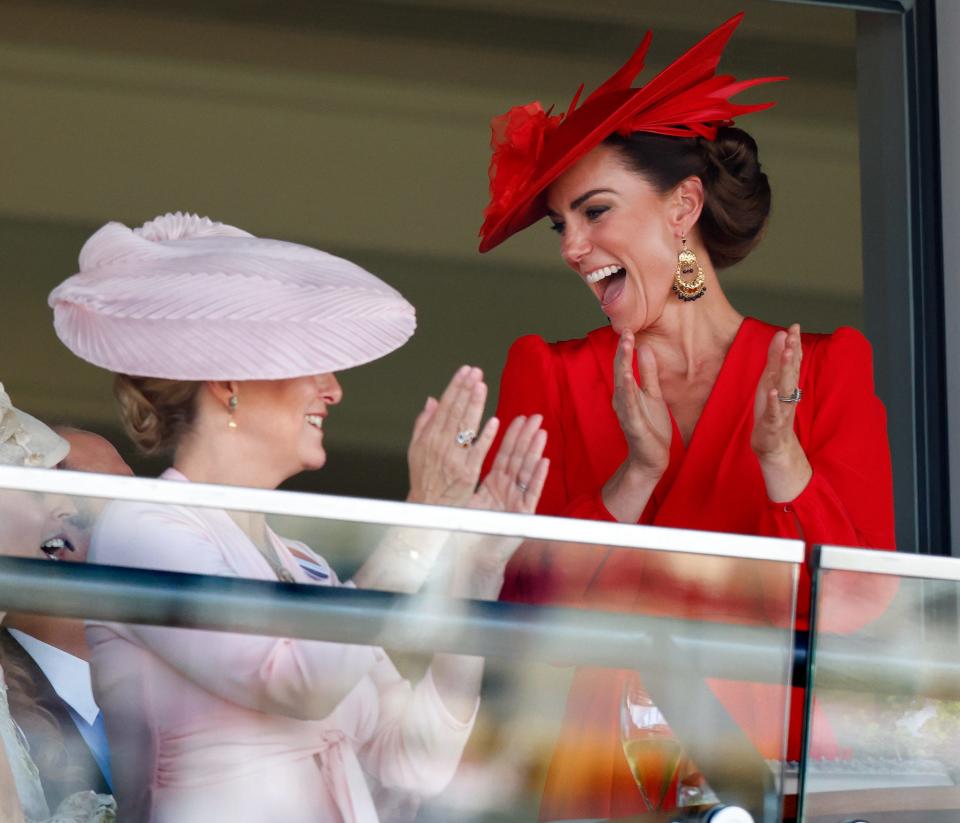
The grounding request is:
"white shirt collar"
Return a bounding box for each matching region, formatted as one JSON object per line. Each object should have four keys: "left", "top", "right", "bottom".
{"left": 6, "top": 629, "right": 101, "bottom": 725}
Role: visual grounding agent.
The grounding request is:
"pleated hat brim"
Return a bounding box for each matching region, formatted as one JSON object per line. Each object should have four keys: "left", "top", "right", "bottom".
{"left": 49, "top": 215, "right": 417, "bottom": 381}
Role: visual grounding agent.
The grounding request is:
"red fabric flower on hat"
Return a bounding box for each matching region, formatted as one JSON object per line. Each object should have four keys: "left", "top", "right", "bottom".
{"left": 478, "top": 13, "right": 786, "bottom": 252}
{"left": 480, "top": 102, "right": 563, "bottom": 242}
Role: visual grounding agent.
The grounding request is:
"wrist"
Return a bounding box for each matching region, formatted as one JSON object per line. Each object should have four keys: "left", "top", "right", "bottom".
{"left": 602, "top": 459, "right": 662, "bottom": 523}
{"left": 623, "top": 457, "right": 666, "bottom": 485}
{"left": 756, "top": 439, "right": 812, "bottom": 503}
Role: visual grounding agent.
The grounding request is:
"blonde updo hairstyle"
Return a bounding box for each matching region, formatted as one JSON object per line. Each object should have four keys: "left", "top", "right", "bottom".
{"left": 114, "top": 375, "right": 202, "bottom": 455}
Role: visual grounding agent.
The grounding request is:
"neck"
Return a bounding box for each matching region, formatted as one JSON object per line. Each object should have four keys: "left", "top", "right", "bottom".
{"left": 173, "top": 422, "right": 286, "bottom": 491}
{"left": 3, "top": 613, "right": 90, "bottom": 661}
{"left": 172, "top": 449, "right": 270, "bottom": 545}
{"left": 639, "top": 271, "right": 743, "bottom": 379}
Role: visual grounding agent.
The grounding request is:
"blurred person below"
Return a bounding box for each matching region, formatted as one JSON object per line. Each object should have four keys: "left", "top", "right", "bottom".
{"left": 49, "top": 426, "right": 133, "bottom": 564}
{"left": 0, "top": 383, "right": 115, "bottom": 823}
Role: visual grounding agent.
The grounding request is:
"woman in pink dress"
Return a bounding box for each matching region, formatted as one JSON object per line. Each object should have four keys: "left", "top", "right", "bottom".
{"left": 48, "top": 212, "right": 549, "bottom": 822}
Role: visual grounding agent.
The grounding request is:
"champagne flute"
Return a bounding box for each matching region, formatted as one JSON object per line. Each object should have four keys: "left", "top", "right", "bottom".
{"left": 620, "top": 672, "right": 684, "bottom": 810}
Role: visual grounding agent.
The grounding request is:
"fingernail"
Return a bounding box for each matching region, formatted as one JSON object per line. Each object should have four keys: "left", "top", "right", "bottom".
{"left": 458, "top": 365, "right": 470, "bottom": 377}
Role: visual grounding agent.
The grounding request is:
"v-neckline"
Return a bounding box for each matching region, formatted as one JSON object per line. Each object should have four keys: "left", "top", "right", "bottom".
{"left": 596, "top": 317, "right": 752, "bottom": 459}
{"left": 161, "top": 467, "right": 301, "bottom": 582}
{"left": 664, "top": 316, "right": 750, "bottom": 458}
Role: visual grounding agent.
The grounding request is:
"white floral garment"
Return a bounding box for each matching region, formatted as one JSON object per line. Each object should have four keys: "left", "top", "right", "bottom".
{"left": 0, "top": 666, "right": 116, "bottom": 823}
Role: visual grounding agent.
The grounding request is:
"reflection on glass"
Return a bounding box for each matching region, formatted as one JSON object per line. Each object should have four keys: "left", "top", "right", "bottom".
{"left": 620, "top": 672, "right": 682, "bottom": 811}
{"left": 0, "top": 482, "right": 800, "bottom": 821}
{"left": 805, "top": 569, "right": 960, "bottom": 822}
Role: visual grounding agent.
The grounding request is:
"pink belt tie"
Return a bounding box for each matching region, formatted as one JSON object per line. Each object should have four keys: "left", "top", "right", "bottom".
{"left": 315, "top": 730, "right": 379, "bottom": 823}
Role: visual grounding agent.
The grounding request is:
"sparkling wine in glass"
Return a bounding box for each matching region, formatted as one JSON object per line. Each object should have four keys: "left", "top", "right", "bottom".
{"left": 620, "top": 673, "right": 684, "bottom": 810}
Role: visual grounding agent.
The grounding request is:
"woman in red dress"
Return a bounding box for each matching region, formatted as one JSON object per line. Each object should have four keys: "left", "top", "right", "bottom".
{"left": 478, "top": 14, "right": 896, "bottom": 821}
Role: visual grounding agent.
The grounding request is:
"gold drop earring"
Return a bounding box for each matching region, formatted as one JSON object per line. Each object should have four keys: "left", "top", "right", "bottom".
{"left": 227, "top": 394, "right": 238, "bottom": 430}
{"left": 673, "top": 236, "right": 706, "bottom": 302}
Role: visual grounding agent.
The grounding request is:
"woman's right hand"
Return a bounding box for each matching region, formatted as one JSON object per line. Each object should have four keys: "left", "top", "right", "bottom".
{"left": 407, "top": 366, "right": 499, "bottom": 508}
{"left": 612, "top": 330, "right": 671, "bottom": 479}
{"left": 602, "top": 331, "right": 672, "bottom": 522}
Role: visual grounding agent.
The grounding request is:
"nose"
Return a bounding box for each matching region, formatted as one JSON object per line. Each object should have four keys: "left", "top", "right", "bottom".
{"left": 560, "top": 221, "right": 592, "bottom": 269}
{"left": 46, "top": 493, "right": 78, "bottom": 522}
{"left": 317, "top": 373, "right": 343, "bottom": 406}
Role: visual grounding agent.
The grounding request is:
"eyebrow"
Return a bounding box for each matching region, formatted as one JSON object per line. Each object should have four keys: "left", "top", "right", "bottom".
{"left": 546, "top": 188, "right": 617, "bottom": 218}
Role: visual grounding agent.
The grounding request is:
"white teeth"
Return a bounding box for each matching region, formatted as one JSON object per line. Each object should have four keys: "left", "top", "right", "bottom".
{"left": 305, "top": 414, "right": 324, "bottom": 430}
{"left": 42, "top": 538, "right": 65, "bottom": 550}
{"left": 585, "top": 265, "right": 623, "bottom": 284}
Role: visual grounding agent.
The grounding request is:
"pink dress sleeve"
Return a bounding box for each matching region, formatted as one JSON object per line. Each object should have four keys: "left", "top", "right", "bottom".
{"left": 360, "top": 665, "right": 475, "bottom": 796}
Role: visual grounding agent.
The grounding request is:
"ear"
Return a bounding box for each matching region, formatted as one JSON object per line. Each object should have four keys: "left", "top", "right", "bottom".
{"left": 204, "top": 380, "right": 238, "bottom": 408}
{"left": 668, "top": 176, "right": 705, "bottom": 238}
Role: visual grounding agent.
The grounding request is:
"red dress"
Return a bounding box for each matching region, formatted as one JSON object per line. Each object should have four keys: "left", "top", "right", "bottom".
{"left": 486, "top": 318, "right": 896, "bottom": 820}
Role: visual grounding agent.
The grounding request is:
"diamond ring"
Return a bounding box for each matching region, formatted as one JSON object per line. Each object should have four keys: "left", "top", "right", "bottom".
{"left": 517, "top": 480, "right": 529, "bottom": 493}
{"left": 456, "top": 429, "right": 477, "bottom": 448}
{"left": 777, "top": 387, "right": 802, "bottom": 404}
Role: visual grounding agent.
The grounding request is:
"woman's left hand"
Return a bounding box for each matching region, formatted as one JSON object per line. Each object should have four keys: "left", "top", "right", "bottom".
{"left": 407, "top": 366, "right": 499, "bottom": 507}
{"left": 751, "top": 323, "right": 813, "bottom": 503}
{"left": 469, "top": 414, "right": 549, "bottom": 514}
{"left": 442, "top": 415, "right": 549, "bottom": 601}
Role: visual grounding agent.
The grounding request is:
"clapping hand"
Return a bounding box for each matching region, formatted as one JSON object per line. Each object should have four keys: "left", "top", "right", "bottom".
{"left": 407, "top": 366, "right": 499, "bottom": 507}
{"left": 612, "top": 330, "right": 672, "bottom": 480}
{"left": 470, "top": 414, "right": 549, "bottom": 514}
{"left": 751, "top": 323, "right": 812, "bottom": 502}
{"left": 450, "top": 414, "right": 549, "bottom": 599}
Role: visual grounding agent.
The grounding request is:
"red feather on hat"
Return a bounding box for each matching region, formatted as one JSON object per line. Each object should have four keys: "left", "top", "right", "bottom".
{"left": 479, "top": 13, "right": 786, "bottom": 252}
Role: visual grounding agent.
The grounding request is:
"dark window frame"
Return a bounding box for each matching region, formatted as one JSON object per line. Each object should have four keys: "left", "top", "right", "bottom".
{"left": 777, "top": 0, "right": 946, "bottom": 554}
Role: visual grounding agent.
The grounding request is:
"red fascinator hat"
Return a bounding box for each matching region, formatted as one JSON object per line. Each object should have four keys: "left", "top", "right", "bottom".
{"left": 478, "top": 13, "right": 786, "bottom": 252}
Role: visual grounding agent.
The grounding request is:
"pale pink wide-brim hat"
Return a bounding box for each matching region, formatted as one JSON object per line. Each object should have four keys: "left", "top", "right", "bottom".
{"left": 49, "top": 212, "right": 417, "bottom": 381}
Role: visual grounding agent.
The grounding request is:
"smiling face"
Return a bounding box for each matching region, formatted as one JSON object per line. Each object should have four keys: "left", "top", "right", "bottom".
{"left": 232, "top": 373, "right": 343, "bottom": 482}
{"left": 546, "top": 143, "right": 685, "bottom": 334}
{"left": 0, "top": 490, "right": 77, "bottom": 561}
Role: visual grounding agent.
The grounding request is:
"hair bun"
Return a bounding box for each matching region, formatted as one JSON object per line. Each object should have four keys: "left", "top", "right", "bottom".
{"left": 697, "top": 127, "right": 771, "bottom": 269}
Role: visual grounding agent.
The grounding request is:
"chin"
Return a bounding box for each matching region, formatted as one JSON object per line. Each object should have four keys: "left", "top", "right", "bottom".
{"left": 300, "top": 453, "right": 328, "bottom": 472}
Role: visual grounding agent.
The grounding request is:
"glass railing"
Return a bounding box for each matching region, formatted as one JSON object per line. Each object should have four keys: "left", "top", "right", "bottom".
{"left": 802, "top": 546, "right": 960, "bottom": 823}
{"left": 0, "top": 465, "right": 802, "bottom": 822}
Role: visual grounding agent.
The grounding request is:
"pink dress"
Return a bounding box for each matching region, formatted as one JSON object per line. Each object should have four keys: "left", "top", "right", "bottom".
{"left": 86, "top": 469, "right": 474, "bottom": 823}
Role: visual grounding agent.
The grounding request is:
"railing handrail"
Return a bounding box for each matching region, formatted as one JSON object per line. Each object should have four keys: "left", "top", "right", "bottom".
{"left": 0, "top": 465, "right": 804, "bottom": 562}
{"left": 0, "top": 555, "right": 956, "bottom": 701}
{"left": 0, "top": 555, "right": 793, "bottom": 677}
{"left": 820, "top": 544, "right": 960, "bottom": 580}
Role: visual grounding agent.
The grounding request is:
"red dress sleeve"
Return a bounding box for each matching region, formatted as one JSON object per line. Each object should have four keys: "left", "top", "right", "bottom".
{"left": 485, "top": 336, "right": 615, "bottom": 605}
{"left": 485, "top": 334, "right": 616, "bottom": 523}
{"left": 787, "top": 327, "right": 896, "bottom": 551}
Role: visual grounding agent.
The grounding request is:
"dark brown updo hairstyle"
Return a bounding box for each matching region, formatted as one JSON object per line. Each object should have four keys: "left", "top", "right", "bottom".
{"left": 603, "top": 126, "right": 771, "bottom": 269}
{"left": 113, "top": 375, "right": 201, "bottom": 455}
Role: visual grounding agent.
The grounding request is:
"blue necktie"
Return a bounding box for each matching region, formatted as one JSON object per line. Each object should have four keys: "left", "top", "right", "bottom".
{"left": 66, "top": 706, "right": 113, "bottom": 792}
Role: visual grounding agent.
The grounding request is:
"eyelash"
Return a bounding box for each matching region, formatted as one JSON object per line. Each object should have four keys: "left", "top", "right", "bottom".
{"left": 548, "top": 205, "right": 610, "bottom": 235}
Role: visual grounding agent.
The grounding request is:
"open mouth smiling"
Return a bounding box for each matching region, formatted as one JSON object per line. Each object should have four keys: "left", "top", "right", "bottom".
{"left": 40, "top": 534, "right": 75, "bottom": 559}
{"left": 584, "top": 264, "right": 628, "bottom": 307}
